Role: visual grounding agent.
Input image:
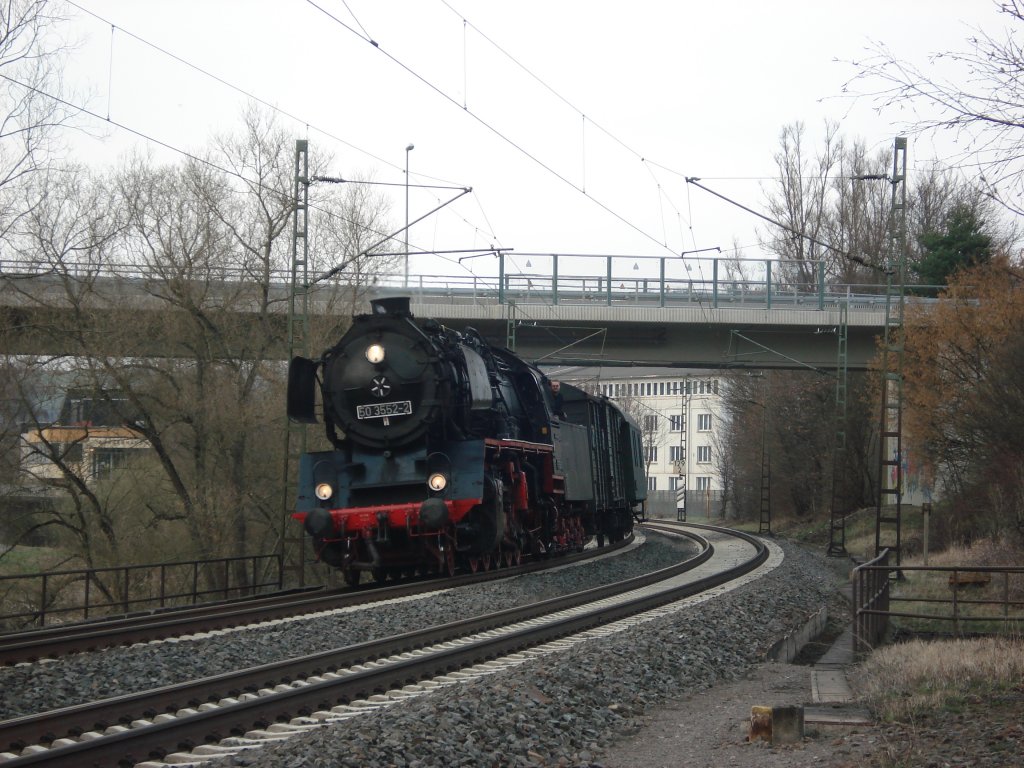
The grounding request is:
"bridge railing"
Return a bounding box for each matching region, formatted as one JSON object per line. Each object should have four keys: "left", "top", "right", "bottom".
{"left": 2, "top": 256, "right": 942, "bottom": 314}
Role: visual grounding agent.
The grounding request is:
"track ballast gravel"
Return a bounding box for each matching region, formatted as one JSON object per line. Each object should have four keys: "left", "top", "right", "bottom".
{"left": 212, "top": 536, "right": 847, "bottom": 768}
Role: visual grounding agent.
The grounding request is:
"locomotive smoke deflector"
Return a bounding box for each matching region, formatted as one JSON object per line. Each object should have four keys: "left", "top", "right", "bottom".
{"left": 287, "top": 356, "right": 319, "bottom": 423}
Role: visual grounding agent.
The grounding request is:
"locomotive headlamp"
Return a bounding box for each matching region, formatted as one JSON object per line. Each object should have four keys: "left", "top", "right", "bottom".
{"left": 314, "top": 482, "right": 334, "bottom": 501}
{"left": 427, "top": 473, "right": 448, "bottom": 492}
{"left": 365, "top": 343, "right": 386, "bottom": 364}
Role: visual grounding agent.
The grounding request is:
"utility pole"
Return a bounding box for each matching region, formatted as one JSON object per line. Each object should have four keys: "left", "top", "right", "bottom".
{"left": 827, "top": 300, "right": 849, "bottom": 557}
{"left": 281, "top": 139, "right": 311, "bottom": 588}
{"left": 874, "top": 137, "right": 908, "bottom": 568}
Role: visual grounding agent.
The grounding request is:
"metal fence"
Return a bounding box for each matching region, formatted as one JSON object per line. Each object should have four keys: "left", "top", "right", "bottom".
{"left": 853, "top": 549, "right": 892, "bottom": 654}
{"left": 0, "top": 554, "right": 283, "bottom": 631}
{"left": 853, "top": 554, "right": 1024, "bottom": 654}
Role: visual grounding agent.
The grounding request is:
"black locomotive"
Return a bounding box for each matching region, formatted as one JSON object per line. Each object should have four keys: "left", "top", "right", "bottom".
{"left": 287, "top": 296, "right": 645, "bottom": 584}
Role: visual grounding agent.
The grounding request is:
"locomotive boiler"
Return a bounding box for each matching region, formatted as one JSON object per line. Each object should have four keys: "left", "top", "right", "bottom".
{"left": 287, "top": 296, "right": 645, "bottom": 585}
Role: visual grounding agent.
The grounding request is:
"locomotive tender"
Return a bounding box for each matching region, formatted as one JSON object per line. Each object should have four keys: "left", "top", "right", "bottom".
{"left": 287, "top": 296, "right": 645, "bottom": 584}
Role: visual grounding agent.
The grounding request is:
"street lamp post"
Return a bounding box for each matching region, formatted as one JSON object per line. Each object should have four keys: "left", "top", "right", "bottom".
{"left": 404, "top": 143, "right": 414, "bottom": 289}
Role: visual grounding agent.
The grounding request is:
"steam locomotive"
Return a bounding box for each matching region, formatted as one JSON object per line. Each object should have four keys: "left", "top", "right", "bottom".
{"left": 287, "top": 297, "right": 645, "bottom": 585}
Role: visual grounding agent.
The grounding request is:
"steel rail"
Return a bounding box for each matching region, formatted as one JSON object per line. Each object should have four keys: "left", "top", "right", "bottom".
{"left": 1, "top": 527, "right": 767, "bottom": 767}
{"left": 0, "top": 529, "right": 706, "bottom": 761}
{"left": 0, "top": 536, "right": 633, "bottom": 666}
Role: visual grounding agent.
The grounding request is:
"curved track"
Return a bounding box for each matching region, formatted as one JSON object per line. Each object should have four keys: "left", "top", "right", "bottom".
{"left": 0, "top": 525, "right": 769, "bottom": 767}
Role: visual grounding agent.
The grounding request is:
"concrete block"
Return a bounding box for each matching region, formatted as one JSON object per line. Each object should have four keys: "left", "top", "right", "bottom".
{"left": 770, "top": 705, "right": 804, "bottom": 744}
{"left": 749, "top": 705, "right": 772, "bottom": 742}
{"left": 748, "top": 704, "right": 805, "bottom": 744}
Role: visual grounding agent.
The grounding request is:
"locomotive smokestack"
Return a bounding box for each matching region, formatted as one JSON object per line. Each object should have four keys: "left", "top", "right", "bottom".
{"left": 370, "top": 296, "right": 412, "bottom": 316}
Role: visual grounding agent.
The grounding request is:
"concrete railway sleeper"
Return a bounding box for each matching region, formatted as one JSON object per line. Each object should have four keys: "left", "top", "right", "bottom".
{"left": 0, "top": 525, "right": 769, "bottom": 768}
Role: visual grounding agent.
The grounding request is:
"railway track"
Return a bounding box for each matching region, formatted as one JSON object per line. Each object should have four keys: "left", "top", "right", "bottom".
{"left": 0, "top": 524, "right": 769, "bottom": 767}
{"left": 0, "top": 535, "right": 634, "bottom": 666}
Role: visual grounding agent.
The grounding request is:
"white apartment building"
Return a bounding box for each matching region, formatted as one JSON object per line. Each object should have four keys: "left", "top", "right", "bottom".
{"left": 564, "top": 370, "right": 725, "bottom": 517}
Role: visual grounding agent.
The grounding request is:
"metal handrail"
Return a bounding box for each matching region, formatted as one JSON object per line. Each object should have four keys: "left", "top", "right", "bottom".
{"left": 852, "top": 548, "right": 891, "bottom": 654}
{"left": 0, "top": 554, "right": 283, "bottom": 631}
{"left": 0, "top": 257, "right": 946, "bottom": 314}
{"left": 853, "top": 559, "right": 1024, "bottom": 653}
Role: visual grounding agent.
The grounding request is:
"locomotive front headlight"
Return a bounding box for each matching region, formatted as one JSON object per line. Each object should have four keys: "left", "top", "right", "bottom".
{"left": 427, "top": 473, "right": 448, "bottom": 492}
{"left": 314, "top": 482, "right": 334, "bottom": 501}
{"left": 365, "top": 343, "right": 386, "bottom": 364}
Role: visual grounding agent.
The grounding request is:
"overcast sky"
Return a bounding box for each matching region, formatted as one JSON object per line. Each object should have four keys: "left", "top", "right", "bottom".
{"left": 60, "top": 0, "right": 1009, "bottom": 283}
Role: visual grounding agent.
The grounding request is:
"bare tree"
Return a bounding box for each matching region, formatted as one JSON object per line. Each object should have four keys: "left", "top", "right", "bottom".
{"left": 761, "top": 121, "right": 844, "bottom": 286}
{"left": 2, "top": 108, "right": 403, "bottom": 578}
{"left": 721, "top": 370, "right": 868, "bottom": 523}
{"left": 0, "top": 0, "right": 77, "bottom": 239}
{"left": 847, "top": 1, "right": 1024, "bottom": 215}
{"left": 825, "top": 139, "right": 891, "bottom": 285}
{"left": 761, "top": 123, "right": 1009, "bottom": 292}
{"left": 306, "top": 172, "right": 398, "bottom": 350}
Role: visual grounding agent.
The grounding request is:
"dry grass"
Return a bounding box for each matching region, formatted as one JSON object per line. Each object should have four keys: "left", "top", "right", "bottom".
{"left": 854, "top": 635, "right": 1024, "bottom": 721}
{"left": 905, "top": 535, "right": 1024, "bottom": 567}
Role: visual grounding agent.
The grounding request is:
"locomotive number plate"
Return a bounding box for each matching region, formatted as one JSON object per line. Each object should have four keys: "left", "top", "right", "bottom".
{"left": 357, "top": 400, "right": 412, "bottom": 419}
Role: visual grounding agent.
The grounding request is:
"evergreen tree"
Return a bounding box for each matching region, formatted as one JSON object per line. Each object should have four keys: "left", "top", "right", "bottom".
{"left": 915, "top": 204, "right": 992, "bottom": 287}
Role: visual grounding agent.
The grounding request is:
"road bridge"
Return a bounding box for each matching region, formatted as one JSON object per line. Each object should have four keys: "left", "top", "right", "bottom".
{"left": 0, "top": 255, "right": 907, "bottom": 370}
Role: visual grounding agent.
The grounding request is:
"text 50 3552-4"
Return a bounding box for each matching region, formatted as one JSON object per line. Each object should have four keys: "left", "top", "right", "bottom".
{"left": 356, "top": 401, "right": 413, "bottom": 420}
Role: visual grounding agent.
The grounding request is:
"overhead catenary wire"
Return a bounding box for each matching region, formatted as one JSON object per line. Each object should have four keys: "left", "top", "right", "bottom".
{"left": 0, "top": 73, "right": 446, "bottom": 254}
{"left": 72, "top": 0, "right": 738, "bottom": 289}
{"left": 684, "top": 177, "right": 886, "bottom": 273}
{"left": 64, "top": 0, "right": 503, "bottom": 248}
{"left": 304, "top": 0, "right": 683, "bottom": 258}
{"left": 63, "top": 0, "right": 816, "bottom": 323}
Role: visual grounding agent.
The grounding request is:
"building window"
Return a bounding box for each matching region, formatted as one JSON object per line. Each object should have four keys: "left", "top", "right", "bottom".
{"left": 697, "top": 413, "right": 712, "bottom": 431}
{"left": 643, "top": 414, "right": 658, "bottom": 432}
{"left": 647, "top": 476, "right": 657, "bottom": 491}
{"left": 92, "top": 448, "right": 130, "bottom": 479}
{"left": 669, "top": 476, "right": 684, "bottom": 491}
{"left": 685, "top": 380, "right": 692, "bottom": 394}
{"left": 670, "top": 382, "right": 679, "bottom": 395}
{"left": 669, "top": 414, "right": 682, "bottom": 431}
{"left": 644, "top": 445, "right": 658, "bottom": 463}
{"left": 697, "top": 445, "right": 711, "bottom": 463}
{"left": 696, "top": 476, "right": 711, "bottom": 491}
{"left": 699, "top": 380, "right": 706, "bottom": 394}
{"left": 670, "top": 445, "right": 684, "bottom": 461}
{"left": 713, "top": 379, "right": 719, "bottom": 395}
{"left": 659, "top": 382, "right": 665, "bottom": 395}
